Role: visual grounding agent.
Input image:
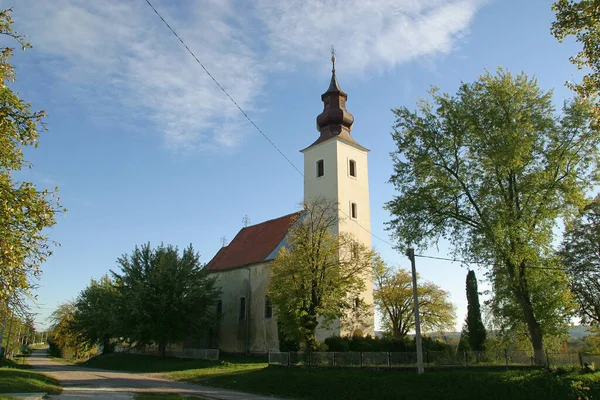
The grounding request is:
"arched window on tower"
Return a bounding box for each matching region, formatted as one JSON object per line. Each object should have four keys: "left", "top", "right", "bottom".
{"left": 349, "top": 159, "right": 356, "bottom": 177}
{"left": 351, "top": 202, "right": 358, "bottom": 219}
{"left": 317, "top": 159, "right": 324, "bottom": 178}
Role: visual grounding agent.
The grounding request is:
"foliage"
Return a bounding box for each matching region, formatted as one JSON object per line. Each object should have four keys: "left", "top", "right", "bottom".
{"left": 373, "top": 260, "right": 455, "bottom": 339}
{"left": 267, "top": 198, "right": 374, "bottom": 351}
{"left": 73, "top": 274, "right": 121, "bottom": 354}
{"left": 48, "top": 301, "right": 90, "bottom": 359}
{"left": 559, "top": 200, "right": 600, "bottom": 326}
{"left": 386, "top": 68, "right": 594, "bottom": 363}
{"left": 0, "top": 9, "right": 64, "bottom": 302}
{"left": 0, "top": 306, "right": 36, "bottom": 358}
{"left": 463, "top": 270, "right": 487, "bottom": 351}
{"left": 323, "top": 334, "right": 451, "bottom": 353}
{"left": 551, "top": 0, "right": 600, "bottom": 104}
{"left": 112, "top": 243, "right": 220, "bottom": 358}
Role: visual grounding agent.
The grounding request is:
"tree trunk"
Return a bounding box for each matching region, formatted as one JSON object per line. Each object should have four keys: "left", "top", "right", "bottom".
{"left": 102, "top": 338, "right": 112, "bottom": 355}
{"left": 514, "top": 289, "right": 546, "bottom": 366}
{"left": 158, "top": 342, "right": 167, "bottom": 359}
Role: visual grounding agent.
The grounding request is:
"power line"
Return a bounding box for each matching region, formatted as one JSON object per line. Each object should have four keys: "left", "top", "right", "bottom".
{"left": 144, "top": 0, "right": 394, "bottom": 249}
{"left": 415, "top": 253, "right": 600, "bottom": 273}
{"left": 144, "top": 0, "right": 303, "bottom": 178}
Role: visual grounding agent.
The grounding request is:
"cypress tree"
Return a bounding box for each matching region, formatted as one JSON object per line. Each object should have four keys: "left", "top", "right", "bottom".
{"left": 465, "top": 270, "right": 486, "bottom": 351}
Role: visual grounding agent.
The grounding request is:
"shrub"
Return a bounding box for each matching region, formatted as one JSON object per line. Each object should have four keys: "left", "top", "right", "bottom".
{"left": 322, "top": 335, "right": 452, "bottom": 353}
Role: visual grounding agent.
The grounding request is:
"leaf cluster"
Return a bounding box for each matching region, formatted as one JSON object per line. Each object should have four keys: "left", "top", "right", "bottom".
{"left": 268, "top": 198, "right": 373, "bottom": 349}
{"left": 111, "top": 243, "right": 221, "bottom": 350}
{"left": 552, "top": 0, "right": 600, "bottom": 105}
{"left": 373, "top": 260, "right": 456, "bottom": 339}
{"left": 559, "top": 200, "right": 600, "bottom": 326}
{"left": 0, "top": 8, "right": 63, "bottom": 302}
{"left": 386, "top": 68, "right": 594, "bottom": 354}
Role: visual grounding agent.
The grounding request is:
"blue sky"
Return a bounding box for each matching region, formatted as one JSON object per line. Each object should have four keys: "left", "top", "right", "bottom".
{"left": 3, "top": 0, "right": 583, "bottom": 331}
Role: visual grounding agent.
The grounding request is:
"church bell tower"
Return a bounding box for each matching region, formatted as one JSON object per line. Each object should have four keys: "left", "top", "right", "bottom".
{"left": 300, "top": 53, "right": 374, "bottom": 337}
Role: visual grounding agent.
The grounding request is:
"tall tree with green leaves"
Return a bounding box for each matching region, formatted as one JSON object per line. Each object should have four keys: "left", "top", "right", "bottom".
{"left": 551, "top": 0, "right": 600, "bottom": 105}
{"left": 0, "top": 9, "right": 63, "bottom": 302}
{"left": 49, "top": 301, "right": 85, "bottom": 359}
{"left": 112, "top": 243, "right": 220, "bottom": 358}
{"left": 463, "top": 270, "right": 486, "bottom": 351}
{"left": 386, "top": 68, "right": 594, "bottom": 364}
{"left": 373, "top": 260, "right": 455, "bottom": 339}
{"left": 268, "top": 198, "right": 374, "bottom": 351}
{"left": 74, "top": 274, "right": 121, "bottom": 354}
{"left": 559, "top": 199, "right": 600, "bottom": 327}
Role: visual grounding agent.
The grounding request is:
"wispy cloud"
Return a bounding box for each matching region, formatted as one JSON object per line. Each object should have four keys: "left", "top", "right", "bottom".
{"left": 256, "top": 0, "right": 483, "bottom": 75}
{"left": 7, "top": 0, "right": 483, "bottom": 150}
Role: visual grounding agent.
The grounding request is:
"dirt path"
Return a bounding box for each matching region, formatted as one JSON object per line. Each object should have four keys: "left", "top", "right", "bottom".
{"left": 27, "top": 349, "right": 281, "bottom": 400}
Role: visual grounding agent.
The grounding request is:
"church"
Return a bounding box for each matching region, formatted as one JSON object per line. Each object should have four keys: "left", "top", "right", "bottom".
{"left": 205, "top": 59, "right": 374, "bottom": 354}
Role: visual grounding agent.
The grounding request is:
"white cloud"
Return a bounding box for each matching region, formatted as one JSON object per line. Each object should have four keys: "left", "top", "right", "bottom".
{"left": 256, "top": 0, "right": 483, "bottom": 75}
{"left": 10, "top": 0, "right": 263, "bottom": 151}
{"left": 5, "top": 0, "right": 484, "bottom": 150}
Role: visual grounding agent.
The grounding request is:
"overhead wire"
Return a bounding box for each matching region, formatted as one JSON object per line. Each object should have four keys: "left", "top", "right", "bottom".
{"left": 143, "top": 0, "right": 597, "bottom": 276}
{"left": 144, "top": 0, "right": 396, "bottom": 249}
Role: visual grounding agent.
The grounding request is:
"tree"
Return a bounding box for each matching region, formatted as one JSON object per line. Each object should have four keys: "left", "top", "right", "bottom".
{"left": 112, "top": 243, "right": 220, "bottom": 358}
{"left": 74, "top": 274, "right": 121, "bottom": 354}
{"left": 268, "top": 198, "right": 373, "bottom": 351}
{"left": 463, "top": 270, "right": 486, "bottom": 351}
{"left": 49, "top": 301, "right": 85, "bottom": 359}
{"left": 551, "top": 0, "right": 600, "bottom": 103}
{"left": 559, "top": 199, "right": 600, "bottom": 326}
{"left": 373, "top": 260, "right": 455, "bottom": 339}
{"left": 386, "top": 69, "right": 595, "bottom": 364}
{"left": 0, "top": 9, "right": 63, "bottom": 302}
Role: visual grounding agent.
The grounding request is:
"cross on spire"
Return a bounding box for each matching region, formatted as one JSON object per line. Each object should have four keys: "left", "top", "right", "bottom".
{"left": 331, "top": 45, "right": 336, "bottom": 74}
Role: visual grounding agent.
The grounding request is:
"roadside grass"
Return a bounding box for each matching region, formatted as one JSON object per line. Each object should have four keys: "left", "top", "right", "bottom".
{"left": 134, "top": 394, "right": 207, "bottom": 400}
{"left": 0, "top": 367, "right": 62, "bottom": 395}
{"left": 79, "top": 353, "right": 600, "bottom": 399}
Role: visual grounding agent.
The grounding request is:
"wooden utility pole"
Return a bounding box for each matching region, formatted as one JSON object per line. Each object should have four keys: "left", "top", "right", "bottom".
{"left": 406, "top": 248, "right": 424, "bottom": 374}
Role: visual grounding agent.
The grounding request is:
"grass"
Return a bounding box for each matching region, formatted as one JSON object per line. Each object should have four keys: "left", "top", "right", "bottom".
{"left": 0, "top": 367, "right": 62, "bottom": 396}
{"left": 134, "top": 394, "right": 207, "bottom": 400}
{"left": 78, "top": 353, "right": 600, "bottom": 400}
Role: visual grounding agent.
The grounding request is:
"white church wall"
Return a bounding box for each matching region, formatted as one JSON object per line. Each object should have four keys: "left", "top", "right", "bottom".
{"left": 212, "top": 263, "right": 278, "bottom": 354}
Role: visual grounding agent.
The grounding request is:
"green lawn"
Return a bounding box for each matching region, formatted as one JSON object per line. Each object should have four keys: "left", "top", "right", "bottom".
{"left": 79, "top": 353, "right": 600, "bottom": 400}
{"left": 134, "top": 394, "right": 206, "bottom": 400}
{"left": 0, "top": 367, "right": 62, "bottom": 396}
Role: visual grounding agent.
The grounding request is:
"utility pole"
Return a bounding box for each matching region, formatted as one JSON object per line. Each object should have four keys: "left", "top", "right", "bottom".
{"left": 406, "top": 247, "right": 424, "bottom": 374}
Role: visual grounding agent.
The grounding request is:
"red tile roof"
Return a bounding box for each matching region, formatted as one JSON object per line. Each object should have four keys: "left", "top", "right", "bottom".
{"left": 205, "top": 212, "right": 301, "bottom": 272}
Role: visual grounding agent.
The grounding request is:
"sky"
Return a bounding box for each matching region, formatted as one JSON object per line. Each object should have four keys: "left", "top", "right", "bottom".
{"left": 2, "top": 0, "right": 584, "bottom": 331}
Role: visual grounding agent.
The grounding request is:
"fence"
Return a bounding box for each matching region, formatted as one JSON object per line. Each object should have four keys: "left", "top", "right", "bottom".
{"left": 268, "top": 350, "right": 600, "bottom": 368}
{"left": 114, "top": 345, "right": 219, "bottom": 361}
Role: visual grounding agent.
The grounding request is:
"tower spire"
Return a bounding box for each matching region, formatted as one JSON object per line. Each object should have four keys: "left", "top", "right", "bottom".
{"left": 315, "top": 47, "right": 354, "bottom": 139}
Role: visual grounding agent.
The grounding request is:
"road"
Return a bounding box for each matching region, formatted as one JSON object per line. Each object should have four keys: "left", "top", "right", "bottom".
{"left": 26, "top": 349, "right": 281, "bottom": 400}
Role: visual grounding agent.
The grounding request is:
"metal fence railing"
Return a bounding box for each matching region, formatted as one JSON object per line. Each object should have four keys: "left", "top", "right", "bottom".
{"left": 114, "top": 345, "right": 219, "bottom": 361}
{"left": 268, "top": 350, "right": 598, "bottom": 368}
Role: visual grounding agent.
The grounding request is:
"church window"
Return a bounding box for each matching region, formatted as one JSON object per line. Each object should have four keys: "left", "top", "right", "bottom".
{"left": 351, "top": 202, "right": 358, "bottom": 219}
{"left": 349, "top": 159, "right": 356, "bottom": 177}
{"left": 351, "top": 243, "right": 359, "bottom": 259}
{"left": 354, "top": 297, "right": 360, "bottom": 308}
{"left": 216, "top": 300, "right": 223, "bottom": 317}
{"left": 264, "top": 297, "right": 273, "bottom": 319}
{"left": 239, "top": 297, "right": 246, "bottom": 321}
{"left": 317, "top": 159, "right": 324, "bottom": 177}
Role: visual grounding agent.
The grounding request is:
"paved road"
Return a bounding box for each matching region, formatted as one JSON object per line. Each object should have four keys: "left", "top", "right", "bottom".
{"left": 26, "top": 349, "right": 282, "bottom": 400}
